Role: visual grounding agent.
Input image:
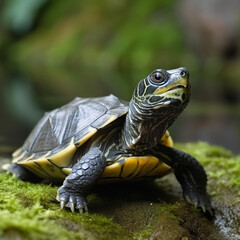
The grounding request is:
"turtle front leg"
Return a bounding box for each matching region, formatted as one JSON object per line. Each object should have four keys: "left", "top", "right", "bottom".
{"left": 57, "top": 147, "right": 105, "bottom": 213}
{"left": 151, "top": 145, "right": 213, "bottom": 216}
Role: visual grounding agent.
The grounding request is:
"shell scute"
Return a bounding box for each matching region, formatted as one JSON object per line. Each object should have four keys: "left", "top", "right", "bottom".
{"left": 12, "top": 95, "right": 128, "bottom": 179}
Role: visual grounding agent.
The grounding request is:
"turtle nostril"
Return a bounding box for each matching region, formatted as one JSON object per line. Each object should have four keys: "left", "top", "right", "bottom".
{"left": 180, "top": 68, "right": 189, "bottom": 79}
{"left": 180, "top": 70, "right": 186, "bottom": 77}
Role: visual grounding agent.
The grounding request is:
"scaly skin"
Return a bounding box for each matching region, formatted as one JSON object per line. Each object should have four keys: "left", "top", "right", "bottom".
{"left": 57, "top": 147, "right": 105, "bottom": 213}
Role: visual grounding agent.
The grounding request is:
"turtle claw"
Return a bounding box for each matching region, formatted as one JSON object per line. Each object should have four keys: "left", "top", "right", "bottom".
{"left": 60, "top": 200, "right": 65, "bottom": 210}
{"left": 201, "top": 204, "right": 206, "bottom": 213}
{"left": 194, "top": 200, "right": 199, "bottom": 208}
{"left": 69, "top": 203, "right": 75, "bottom": 213}
{"left": 57, "top": 186, "right": 88, "bottom": 213}
{"left": 78, "top": 205, "right": 88, "bottom": 214}
{"left": 76, "top": 201, "right": 88, "bottom": 214}
{"left": 183, "top": 191, "right": 214, "bottom": 217}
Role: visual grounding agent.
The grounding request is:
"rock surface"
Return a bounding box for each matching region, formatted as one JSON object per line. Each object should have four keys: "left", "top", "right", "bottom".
{"left": 0, "top": 142, "right": 239, "bottom": 240}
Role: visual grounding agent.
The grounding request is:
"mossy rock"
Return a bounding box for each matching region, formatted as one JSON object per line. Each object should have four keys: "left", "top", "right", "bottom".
{"left": 0, "top": 142, "right": 239, "bottom": 240}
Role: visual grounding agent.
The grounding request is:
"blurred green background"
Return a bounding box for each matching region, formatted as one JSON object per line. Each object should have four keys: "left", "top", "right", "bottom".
{"left": 0, "top": 0, "right": 239, "bottom": 155}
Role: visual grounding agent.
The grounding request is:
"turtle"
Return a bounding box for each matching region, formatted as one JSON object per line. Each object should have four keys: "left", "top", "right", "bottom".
{"left": 9, "top": 67, "right": 213, "bottom": 215}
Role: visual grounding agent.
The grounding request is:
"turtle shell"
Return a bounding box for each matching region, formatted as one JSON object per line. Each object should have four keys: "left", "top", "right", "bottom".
{"left": 12, "top": 94, "right": 128, "bottom": 179}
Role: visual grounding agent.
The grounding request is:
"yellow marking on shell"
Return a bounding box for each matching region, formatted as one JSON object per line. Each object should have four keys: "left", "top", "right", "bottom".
{"left": 121, "top": 157, "right": 138, "bottom": 177}
{"left": 40, "top": 159, "right": 66, "bottom": 179}
{"left": 49, "top": 138, "right": 77, "bottom": 168}
{"left": 160, "top": 131, "right": 173, "bottom": 147}
{"left": 12, "top": 148, "right": 22, "bottom": 157}
{"left": 137, "top": 157, "right": 159, "bottom": 177}
{"left": 62, "top": 167, "right": 72, "bottom": 175}
{"left": 99, "top": 115, "right": 118, "bottom": 129}
{"left": 19, "top": 159, "right": 68, "bottom": 180}
{"left": 101, "top": 162, "right": 123, "bottom": 178}
{"left": 24, "top": 154, "right": 35, "bottom": 161}
{"left": 21, "top": 161, "right": 50, "bottom": 179}
{"left": 75, "top": 127, "right": 97, "bottom": 147}
{"left": 101, "top": 156, "right": 171, "bottom": 179}
{"left": 43, "top": 151, "right": 51, "bottom": 158}
{"left": 120, "top": 157, "right": 150, "bottom": 178}
{"left": 130, "top": 157, "right": 149, "bottom": 177}
{"left": 145, "top": 162, "right": 171, "bottom": 176}
{"left": 12, "top": 151, "right": 25, "bottom": 163}
{"left": 17, "top": 138, "right": 77, "bottom": 179}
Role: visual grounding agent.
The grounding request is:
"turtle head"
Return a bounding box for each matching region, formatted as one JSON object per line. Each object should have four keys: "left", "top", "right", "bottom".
{"left": 123, "top": 67, "right": 190, "bottom": 150}
{"left": 134, "top": 67, "right": 190, "bottom": 110}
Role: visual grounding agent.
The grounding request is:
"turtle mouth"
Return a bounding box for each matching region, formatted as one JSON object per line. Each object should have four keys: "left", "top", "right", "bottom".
{"left": 167, "top": 84, "right": 189, "bottom": 92}
{"left": 153, "top": 82, "right": 190, "bottom": 96}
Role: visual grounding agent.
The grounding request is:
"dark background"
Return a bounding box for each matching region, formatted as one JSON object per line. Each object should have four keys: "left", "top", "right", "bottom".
{"left": 0, "top": 0, "right": 239, "bottom": 155}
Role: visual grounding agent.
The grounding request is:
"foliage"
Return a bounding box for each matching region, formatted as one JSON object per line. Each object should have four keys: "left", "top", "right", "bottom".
{"left": 1, "top": 0, "right": 47, "bottom": 34}
{"left": 1, "top": 0, "right": 188, "bottom": 101}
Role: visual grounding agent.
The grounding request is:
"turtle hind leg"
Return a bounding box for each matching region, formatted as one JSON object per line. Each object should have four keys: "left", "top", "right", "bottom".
{"left": 8, "top": 163, "right": 42, "bottom": 183}
{"left": 57, "top": 147, "right": 106, "bottom": 213}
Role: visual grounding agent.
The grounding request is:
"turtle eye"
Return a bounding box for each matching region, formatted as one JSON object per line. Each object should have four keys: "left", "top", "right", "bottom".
{"left": 151, "top": 72, "right": 165, "bottom": 84}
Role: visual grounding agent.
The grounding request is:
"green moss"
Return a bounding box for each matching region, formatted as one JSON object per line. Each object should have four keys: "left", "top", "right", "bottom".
{"left": 0, "top": 174, "right": 130, "bottom": 240}
{"left": 133, "top": 229, "right": 153, "bottom": 240}
{"left": 0, "top": 204, "right": 82, "bottom": 240}
{"left": 0, "top": 173, "right": 56, "bottom": 208}
{"left": 157, "top": 203, "right": 184, "bottom": 224}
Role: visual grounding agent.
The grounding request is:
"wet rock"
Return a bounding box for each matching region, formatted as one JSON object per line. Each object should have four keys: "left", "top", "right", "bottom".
{"left": 150, "top": 215, "right": 191, "bottom": 240}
